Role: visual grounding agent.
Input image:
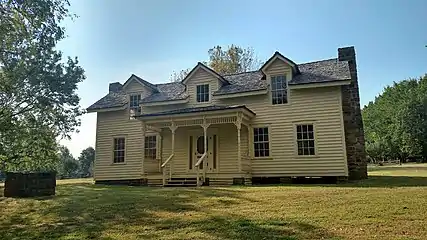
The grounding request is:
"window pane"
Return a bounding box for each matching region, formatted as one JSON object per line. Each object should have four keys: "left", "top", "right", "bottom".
{"left": 197, "top": 136, "right": 204, "bottom": 154}
{"left": 309, "top": 148, "right": 315, "bottom": 155}
{"left": 302, "top": 125, "right": 307, "bottom": 132}
{"left": 308, "top": 131, "right": 314, "bottom": 139}
{"left": 196, "top": 84, "right": 209, "bottom": 102}
{"left": 254, "top": 127, "right": 270, "bottom": 158}
{"left": 271, "top": 75, "right": 287, "bottom": 105}
{"left": 263, "top": 143, "right": 269, "bottom": 151}
{"left": 307, "top": 125, "right": 313, "bottom": 132}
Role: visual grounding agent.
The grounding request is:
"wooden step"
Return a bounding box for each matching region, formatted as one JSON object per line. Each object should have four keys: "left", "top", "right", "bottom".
{"left": 165, "top": 178, "right": 198, "bottom": 187}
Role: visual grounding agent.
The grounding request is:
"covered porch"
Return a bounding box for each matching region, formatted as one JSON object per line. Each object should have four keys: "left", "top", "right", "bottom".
{"left": 137, "top": 105, "right": 255, "bottom": 186}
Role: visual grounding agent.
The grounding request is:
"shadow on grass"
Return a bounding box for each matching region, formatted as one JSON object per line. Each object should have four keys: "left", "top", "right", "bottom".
{"left": 368, "top": 166, "right": 427, "bottom": 172}
{"left": 144, "top": 216, "right": 337, "bottom": 240}
{"left": 342, "top": 175, "right": 427, "bottom": 188}
{"left": 283, "top": 176, "right": 427, "bottom": 188}
{"left": 248, "top": 176, "right": 427, "bottom": 188}
{"left": 0, "top": 183, "right": 338, "bottom": 239}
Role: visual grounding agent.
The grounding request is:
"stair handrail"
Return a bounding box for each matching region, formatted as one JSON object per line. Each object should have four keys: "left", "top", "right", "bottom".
{"left": 161, "top": 154, "right": 174, "bottom": 168}
{"left": 162, "top": 154, "right": 174, "bottom": 186}
{"left": 195, "top": 152, "right": 207, "bottom": 186}
{"left": 194, "top": 152, "right": 207, "bottom": 168}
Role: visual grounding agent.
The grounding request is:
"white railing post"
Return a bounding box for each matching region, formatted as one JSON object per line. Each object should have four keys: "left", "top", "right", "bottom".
{"left": 195, "top": 153, "right": 206, "bottom": 187}
{"left": 161, "top": 154, "right": 174, "bottom": 186}
{"left": 200, "top": 117, "right": 210, "bottom": 185}
{"left": 234, "top": 113, "right": 242, "bottom": 173}
{"left": 168, "top": 122, "right": 178, "bottom": 180}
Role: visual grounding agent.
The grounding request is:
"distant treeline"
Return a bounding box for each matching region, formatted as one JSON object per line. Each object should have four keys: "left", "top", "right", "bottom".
{"left": 363, "top": 74, "right": 427, "bottom": 163}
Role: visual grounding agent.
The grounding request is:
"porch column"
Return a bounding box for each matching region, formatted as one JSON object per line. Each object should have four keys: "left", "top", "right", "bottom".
{"left": 201, "top": 118, "right": 210, "bottom": 182}
{"left": 168, "top": 122, "right": 178, "bottom": 179}
{"left": 234, "top": 113, "right": 243, "bottom": 173}
{"left": 141, "top": 121, "right": 146, "bottom": 176}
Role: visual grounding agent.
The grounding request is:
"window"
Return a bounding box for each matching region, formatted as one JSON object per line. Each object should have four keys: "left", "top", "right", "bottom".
{"left": 129, "top": 94, "right": 142, "bottom": 117}
{"left": 271, "top": 75, "right": 287, "bottom": 105}
{"left": 144, "top": 135, "right": 157, "bottom": 159}
{"left": 113, "top": 138, "right": 125, "bottom": 163}
{"left": 196, "top": 84, "right": 209, "bottom": 102}
{"left": 253, "top": 127, "right": 270, "bottom": 157}
{"left": 296, "top": 124, "right": 315, "bottom": 156}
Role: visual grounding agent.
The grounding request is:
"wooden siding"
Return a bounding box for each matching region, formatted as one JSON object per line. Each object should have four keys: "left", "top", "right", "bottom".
{"left": 94, "top": 110, "right": 156, "bottom": 181}
{"left": 186, "top": 68, "right": 220, "bottom": 106}
{"left": 94, "top": 57, "right": 347, "bottom": 182}
{"left": 124, "top": 79, "right": 151, "bottom": 96}
{"left": 218, "top": 59, "right": 347, "bottom": 176}
{"left": 264, "top": 58, "right": 292, "bottom": 74}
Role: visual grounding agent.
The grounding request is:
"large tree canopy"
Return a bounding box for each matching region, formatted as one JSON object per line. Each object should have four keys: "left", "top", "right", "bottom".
{"left": 362, "top": 74, "right": 427, "bottom": 163}
{"left": 170, "top": 45, "right": 262, "bottom": 82}
{"left": 78, "top": 146, "right": 95, "bottom": 178}
{"left": 0, "top": 0, "right": 85, "bottom": 171}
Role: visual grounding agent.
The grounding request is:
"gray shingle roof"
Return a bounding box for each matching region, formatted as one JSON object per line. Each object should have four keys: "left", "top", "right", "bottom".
{"left": 289, "top": 58, "right": 351, "bottom": 85}
{"left": 214, "top": 71, "right": 266, "bottom": 95}
{"left": 137, "top": 105, "right": 255, "bottom": 118}
{"left": 87, "top": 57, "right": 351, "bottom": 111}
{"left": 87, "top": 91, "right": 128, "bottom": 110}
{"left": 140, "top": 82, "right": 187, "bottom": 103}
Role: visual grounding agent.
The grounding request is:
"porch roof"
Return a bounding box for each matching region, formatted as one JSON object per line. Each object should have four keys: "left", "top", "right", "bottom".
{"left": 136, "top": 105, "right": 255, "bottom": 119}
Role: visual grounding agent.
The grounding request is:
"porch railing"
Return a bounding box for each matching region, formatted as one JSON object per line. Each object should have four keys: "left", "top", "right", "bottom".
{"left": 195, "top": 152, "right": 207, "bottom": 186}
{"left": 161, "top": 154, "right": 174, "bottom": 186}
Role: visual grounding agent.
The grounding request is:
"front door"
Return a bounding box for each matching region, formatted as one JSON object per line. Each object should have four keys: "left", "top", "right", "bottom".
{"left": 190, "top": 134, "right": 217, "bottom": 172}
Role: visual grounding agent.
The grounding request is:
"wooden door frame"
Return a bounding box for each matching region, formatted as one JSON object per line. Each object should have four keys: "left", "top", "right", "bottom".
{"left": 187, "top": 128, "right": 219, "bottom": 173}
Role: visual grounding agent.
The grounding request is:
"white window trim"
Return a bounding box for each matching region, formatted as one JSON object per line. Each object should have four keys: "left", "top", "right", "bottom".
{"left": 196, "top": 84, "right": 210, "bottom": 103}
{"left": 251, "top": 125, "right": 272, "bottom": 159}
{"left": 112, "top": 136, "right": 127, "bottom": 164}
{"left": 129, "top": 93, "right": 142, "bottom": 119}
{"left": 269, "top": 71, "right": 292, "bottom": 106}
{"left": 293, "top": 122, "right": 318, "bottom": 158}
{"left": 144, "top": 134, "right": 158, "bottom": 160}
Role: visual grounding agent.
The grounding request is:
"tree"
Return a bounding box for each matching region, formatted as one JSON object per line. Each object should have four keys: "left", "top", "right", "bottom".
{"left": 169, "top": 45, "right": 262, "bottom": 81}
{"left": 170, "top": 68, "right": 191, "bottom": 82}
{"left": 208, "top": 45, "right": 262, "bottom": 75}
{"left": 57, "top": 146, "right": 79, "bottom": 179}
{"left": 362, "top": 74, "right": 427, "bottom": 163}
{"left": 78, "top": 147, "right": 95, "bottom": 178}
{"left": 0, "top": 0, "right": 85, "bottom": 171}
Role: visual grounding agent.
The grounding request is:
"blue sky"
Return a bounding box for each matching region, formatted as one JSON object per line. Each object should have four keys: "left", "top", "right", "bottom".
{"left": 59, "top": 0, "right": 427, "bottom": 157}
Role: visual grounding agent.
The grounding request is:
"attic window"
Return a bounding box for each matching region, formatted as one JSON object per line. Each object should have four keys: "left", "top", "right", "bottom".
{"left": 196, "top": 84, "right": 209, "bottom": 103}
{"left": 271, "top": 75, "right": 287, "bottom": 105}
{"left": 129, "top": 94, "right": 141, "bottom": 118}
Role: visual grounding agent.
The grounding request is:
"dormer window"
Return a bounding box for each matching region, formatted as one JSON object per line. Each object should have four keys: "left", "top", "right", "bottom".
{"left": 129, "top": 94, "right": 141, "bottom": 117}
{"left": 271, "top": 75, "right": 287, "bottom": 105}
{"left": 196, "top": 84, "right": 209, "bottom": 103}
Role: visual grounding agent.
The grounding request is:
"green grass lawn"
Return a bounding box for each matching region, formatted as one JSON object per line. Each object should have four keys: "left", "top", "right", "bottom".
{"left": 1, "top": 164, "right": 427, "bottom": 240}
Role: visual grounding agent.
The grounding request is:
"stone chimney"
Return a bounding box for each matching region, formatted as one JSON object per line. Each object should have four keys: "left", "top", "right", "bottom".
{"left": 109, "top": 82, "right": 123, "bottom": 93}
{"left": 338, "top": 46, "right": 367, "bottom": 180}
